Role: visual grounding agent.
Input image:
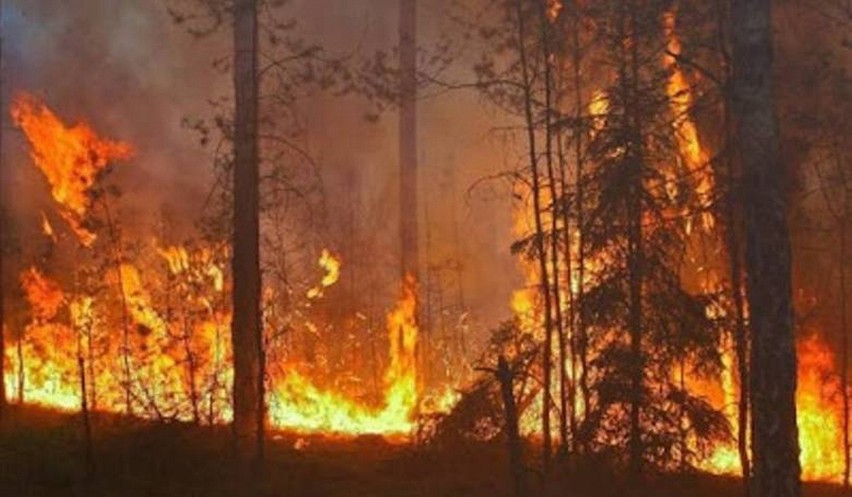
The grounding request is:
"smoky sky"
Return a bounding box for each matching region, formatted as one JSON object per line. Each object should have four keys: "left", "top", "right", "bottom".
{"left": 2, "top": 0, "right": 522, "bottom": 342}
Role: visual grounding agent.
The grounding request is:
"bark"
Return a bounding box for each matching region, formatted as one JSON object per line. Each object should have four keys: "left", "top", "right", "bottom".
{"left": 841, "top": 215, "right": 849, "bottom": 490}
{"left": 232, "top": 0, "right": 264, "bottom": 466}
{"left": 400, "top": 0, "right": 419, "bottom": 281}
{"left": 731, "top": 1, "right": 801, "bottom": 496}
{"left": 515, "top": 0, "right": 556, "bottom": 471}
{"left": 570, "top": 1, "right": 589, "bottom": 451}
{"left": 497, "top": 356, "right": 526, "bottom": 497}
{"left": 620, "top": 0, "right": 645, "bottom": 477}
{"left": 102, "top": 197, "right": 133, "bottom": 416}
{"left": 0, "top": 0, "right": 5, "bottom": 422}
{"left": 717, "top": 1, "right": 752, "bottom": 483}
{"left": 77, "top": 327, "right": 94, "bottom": 473}
{"left": 537, "top": 0, "right": 569, "bottom": 455}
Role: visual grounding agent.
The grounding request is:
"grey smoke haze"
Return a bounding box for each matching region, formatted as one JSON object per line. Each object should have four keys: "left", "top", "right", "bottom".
{"left": 2, "top": 0, "right": 523, "bottom": 345}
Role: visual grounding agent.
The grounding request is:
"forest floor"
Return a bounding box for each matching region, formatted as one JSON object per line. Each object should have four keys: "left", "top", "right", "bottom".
{"left": 0, "top": 405, "right": 844, "bottom": 497}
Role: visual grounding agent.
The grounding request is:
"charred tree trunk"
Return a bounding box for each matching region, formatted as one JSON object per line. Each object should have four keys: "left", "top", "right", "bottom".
{"left": 515, "top": 0, "right": 556, "bottom": 472}
{"left": 841, "top": 212, "right": 849, "bottom": 491}
{"left": 731, "top": 1, "right": 801, "bottom": 496}
{"left": 77, "top": 326, "right": 94, "bottom": 474}
{"left": 725, "top": 124, "right": 752, "bottom": 488}
{"left": 400, "top": 0, "right": 419, "bottom": 281}
{"left": 717, "top": 2, "right": 751, "bottom": 484}
{"left": 537, "top": 1, "right": 569, "bottom": 455}
{"left": 232, "top": 0, "right": 264, "bottom": 467}
{"left": 16, "top": 336, "right": 22, "bottom": 404}
{"left": 496, "top": 356, "right": 525, "bottom": 497}
{"left": 102, "top": 198, "right": 133, "bottom": 416}
{"left": 569, "top": 1, "right": 588, "bottom": 451}
{"left": 620, "top": 0, "right": 645, "bottom": 478}
{"left": 399, "top": 0, "right": 421, "bottom": 390}
{"left": 0, "top": 0, "right": 5, "bottom": 423}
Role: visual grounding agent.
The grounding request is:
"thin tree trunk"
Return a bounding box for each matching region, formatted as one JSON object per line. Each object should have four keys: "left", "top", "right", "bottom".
{"left": 77, "top": 325, "right": 94, "bottom": 474}
{"left": 571, "top": 2, "right": 590, "bottom": 448}
{"left": 731, "top": 1, "right": 801, "bottom": 496}
{"left": 619, "top": 0, "right": 645, "bottom": 478}
{"left": 537, "top": 0, "right": 569, "bottom": 455}
{"left": 841, "top": 214, "right": 849, "bottom": 491}
{"left": 102, "top": 197, "right": 133, "bottom": 416}
{"left": 16, "top": 336, "right": 22, "bottom": 404}
{"left": 232, "top": 0, "right": 264, "bottom": 468}
{"left": 717, "top": 1, "right": 751, "bottom": 484}
{"left": 514, "top": 0, "right": 555, "bottom": 472}
{"left": 400, "top": 0, "right": 419, "bottom": 281}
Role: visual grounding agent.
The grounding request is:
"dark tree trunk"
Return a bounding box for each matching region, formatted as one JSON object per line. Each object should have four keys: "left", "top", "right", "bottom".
{"left": 0, "top": 0, "right": 5, "bottom": 423}
{"left": 232, "top": 0, "right": 264, "bottom": 467}
{"left": 620, "top": 0, "right": 645, "bottom": 478}
{"left": 571, "top": 3, "right": 589, "bottom": 449}
{"left": 537, "top": 0, "right": 569, "bottom": 455}
{"left": 717, "top": 1, "right": 752, "bottom": 483}
{"left": 496, "top": 356, "right": 525, "bottom": 497}
{"left": 514, "top": 0, "right": 555, "bottom": 471}
{"left": 400, "top": 0, "right": 418, "bottom": 282}
{"left": 731, "top": 1, "right": 801, "bottom": 496}
{"left": 399, "top": 0, "right": 421, "bottom": 389}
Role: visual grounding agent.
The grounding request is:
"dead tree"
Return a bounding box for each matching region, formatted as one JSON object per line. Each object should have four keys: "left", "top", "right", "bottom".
{"left": 231, "top": 0, "right": 264, "bottom": 467}
{"left": 730, "top": 0, "right": 801, "bottom": 496}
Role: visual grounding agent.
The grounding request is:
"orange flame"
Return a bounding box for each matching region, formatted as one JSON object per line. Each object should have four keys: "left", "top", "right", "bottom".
{"left": 11, "top": 93, "right": 133, "bottom": 246}
{"left": 307, "top": 249, "right": 341, "bottom": 299}
{"left": 270, "top": 275, "right": 420, "bottom": 436}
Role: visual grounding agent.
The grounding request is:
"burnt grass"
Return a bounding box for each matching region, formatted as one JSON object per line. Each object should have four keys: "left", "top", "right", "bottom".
{"left": 0, "top": 405, "right": 844, "bottom": 497}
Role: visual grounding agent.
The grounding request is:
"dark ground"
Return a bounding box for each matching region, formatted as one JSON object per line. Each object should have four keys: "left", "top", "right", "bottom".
{"left": 0, "top": 405, "right": 844, "bottom": 497}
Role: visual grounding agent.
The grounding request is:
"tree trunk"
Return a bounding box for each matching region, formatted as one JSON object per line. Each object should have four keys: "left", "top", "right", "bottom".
{"left": 731, "top": 1, "right": 801, "bottom": 496}
{"left": 399, "top": 0, "right": 421, "bottom": 390}
{"left": 496, "top": 355, "right": 526, "bottom": 497}
{"left": 515, "top": 0, "right": 555, "bottom": 472}
{"left": 841, "top": 215, "right": 849, "bottom": 490}
{"left": 621, "top": 0, "right": 645, "bottom": 478}
{"left": 77, "top": 328, "right": 94, "bottom": 474}
{"left": 232, "top": 0, "right": 264, "bottom": 467}
{"left": 400, "top": 0, "right": 419, "bottom": 283}
{"left": 570, "top": 3, "right": 590, "bottom": 451}
{"left": 0, "top": 0, "right": 5, "bottom": 423}
{"left": 717, "top": 1, "right": 752, "bottom": 484}
{"left": 537, "top": 0, "right": 569, "bottom": 455}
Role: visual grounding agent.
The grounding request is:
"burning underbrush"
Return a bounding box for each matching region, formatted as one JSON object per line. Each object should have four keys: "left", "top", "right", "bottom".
{"left": 3, "top": 93, "right": 458, "bottom": 443}
{"left": 2, "top": 79, "right": 848, "bottom": 488}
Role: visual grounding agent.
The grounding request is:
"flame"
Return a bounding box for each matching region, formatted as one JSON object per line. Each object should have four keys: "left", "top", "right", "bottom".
{"left": 41, "top": 212, "right": 57, "bottom": 243}
{"left": 270, "top": 275, "right": 420, "bottom": 436}
{"left": 307, "top": 249, "right": 341, "bottom": 299}
{"left": 120, "top": 264, "right": 168, "bottom": 337}
{"left": 663, "top": 12, "right": 715, "bottom": 230}
{"left": 699, "top": 334, "right": 846, "bottom": 482}
{"left": 20, "top": 267, "right": 65, "bottom": 321}
{"left": 11, "top": 93, "right": 133, "bottom": 246}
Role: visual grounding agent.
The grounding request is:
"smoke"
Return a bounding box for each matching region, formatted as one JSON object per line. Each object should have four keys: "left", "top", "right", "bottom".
{"left": 2, "top": 0, "right": 524, "bottom": 350}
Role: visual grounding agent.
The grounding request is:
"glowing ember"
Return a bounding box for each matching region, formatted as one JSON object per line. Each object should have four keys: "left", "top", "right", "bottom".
{"left": 11, "top": 92, "right": 133, "bottom": 246}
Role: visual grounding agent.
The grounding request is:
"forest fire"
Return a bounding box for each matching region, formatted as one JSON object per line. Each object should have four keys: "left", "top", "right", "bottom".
{"left": 0, "top": 1, "right": 847, "bottom": 495}
{"left": 2, "top": 96, "right": 438, "bottom": 440}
